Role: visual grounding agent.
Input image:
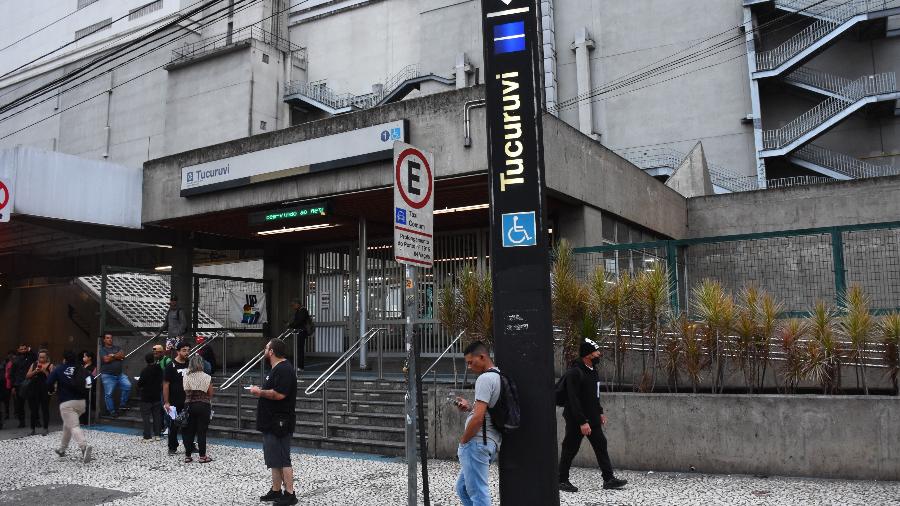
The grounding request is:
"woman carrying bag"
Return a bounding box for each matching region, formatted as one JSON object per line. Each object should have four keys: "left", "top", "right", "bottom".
{"left": 26, "top": 349, "right": 53, "bottom": 436}
{"left": 182, "top": 354, "right": 214, "bottom": 463}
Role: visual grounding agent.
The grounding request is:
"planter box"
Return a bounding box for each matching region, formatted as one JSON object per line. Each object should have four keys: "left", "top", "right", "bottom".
{"left": 428, "top": 388, "right": 900, "bottom": 481}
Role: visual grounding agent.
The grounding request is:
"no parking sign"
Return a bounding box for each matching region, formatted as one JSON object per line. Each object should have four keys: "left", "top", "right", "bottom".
{"left": 393, "top": 142, "right": 434, "bottom": 267}
{"left": 0, "top": 177, "right": 13, "bottom": 223}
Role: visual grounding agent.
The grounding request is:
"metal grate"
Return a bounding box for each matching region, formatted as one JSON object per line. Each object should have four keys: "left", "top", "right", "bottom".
{"left": 77, "top": 0, "right": 99, "bottom": 10}
{"left": 129, "top": 0, "right": 163, "bottom": 21}
{"left": 75, "top": 18, "right": 112, "bottom": 40}
{"left": 843, "top": 228, "right": 900, "bottom": 310}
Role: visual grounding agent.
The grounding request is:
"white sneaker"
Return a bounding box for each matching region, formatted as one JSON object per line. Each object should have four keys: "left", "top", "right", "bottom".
{"left": 162, "top": 428, "right": 169, "bottom": 436}
{"left": 81, "top": 445, "right": 93, "bottom": 463}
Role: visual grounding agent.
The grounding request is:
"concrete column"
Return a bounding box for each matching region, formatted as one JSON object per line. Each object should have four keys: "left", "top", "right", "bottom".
{"left": 170, "top": 244, "right": 193, "bottom": 336}
{"left": 455, "top": 53, "right": 472, "bottom": 89}
{"left": 556, "top": 205, "right": 604, "bottom": 248}
{"left": 571, "top": 27, "right": 597, "bottom": 139}
{"left": 263, "top": 247, "right": 302, "bottom": 342}
{"left": 358, "top": 218, "right": 368, "bottom": 369}
{"left": 743, "top": 7, "right": 768, "bottom": 188}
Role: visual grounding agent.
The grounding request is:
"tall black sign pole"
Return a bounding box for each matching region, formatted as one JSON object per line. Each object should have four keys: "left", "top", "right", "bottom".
{"left": 479, "top": 0, "right": 559, "bottom": 504}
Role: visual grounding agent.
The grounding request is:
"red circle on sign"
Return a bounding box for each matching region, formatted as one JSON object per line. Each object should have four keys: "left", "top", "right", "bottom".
{"left": 0, "top": 181, "right": 8, "bottom": 211}
{"left": 395, "top": 148, "right": 433, "bottom": 210}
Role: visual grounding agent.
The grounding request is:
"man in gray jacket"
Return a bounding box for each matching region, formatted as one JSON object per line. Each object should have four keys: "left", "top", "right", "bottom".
{"left": 161, "top": 295, "right": 188, "bottom": 355}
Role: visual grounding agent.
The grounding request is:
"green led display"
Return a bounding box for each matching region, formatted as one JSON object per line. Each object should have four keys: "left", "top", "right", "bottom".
{"left": 250, "top": 202, "right": 329, "bottom": 225}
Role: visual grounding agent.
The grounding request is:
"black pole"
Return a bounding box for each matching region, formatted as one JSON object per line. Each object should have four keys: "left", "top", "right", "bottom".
{"left": 413, "top": 326, "right": 431, "bottom": 506}
{"left": 478, "top": 0, "right": 559, "bottom": 504}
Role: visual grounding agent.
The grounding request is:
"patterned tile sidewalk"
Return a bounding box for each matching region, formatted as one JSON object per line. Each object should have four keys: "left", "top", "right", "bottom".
{"left": 0, "top": 427, "right": 897, "bottom": 505}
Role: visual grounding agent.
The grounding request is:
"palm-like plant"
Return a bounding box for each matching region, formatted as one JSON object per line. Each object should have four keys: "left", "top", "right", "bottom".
{"left": 756, "top": 291, "right": 783, "bottom": 392}
{"left": 455, "top": 269, "right": 493, "bottom": 347}
{"left": 733, "top": 285, "right": 760, "bottom": 393}
{"left": 551, "top": 239, "right": 591, "bottom": 363}
{"left": 636, "top": 264, "right": 670, "bottom": 392}
{"left": 661, "top": 322, "right": 682, "bottom": 392}
{"left": 840, "top": 284, "right": 874, "bottom": 395}
{"left": 881, "top": 312, "right": 900, "bottom": 396}
{"left": 778, "top": 318, "right": 807, "bottom": 394}
{"left": 693, "top": 279, "right": 735, "bottom": 393}
{"left": 678, "top": 316, "right": 704, "bottom": 393}
{"left": 806, "top": 300, "right": 842, "bottom": 394}
{"left": 604, "top": 272, "right": 635, "bottom": 389}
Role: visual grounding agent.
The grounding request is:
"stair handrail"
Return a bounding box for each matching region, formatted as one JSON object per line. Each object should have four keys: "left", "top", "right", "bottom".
{"left": 219, "top": 329, "right": 296, "bottom": 390}
{"left": 763, "top": 72, "right": 897, "bottom": 149}
{"left": 188, "top": 330, "right": 226, "bottom": 358}
{"left": 304, "top": 327, "right": 385, "bottom": 396}
{"left": 123, "top": 330, "right": 164, "bottom": 360}
{"left": 422, "top": 330, "right": 466, "bottom": 378}
{"left": 794, "top": 144, "right": 900, "bottom": 179}
{"left": 785, "top": 67, "right": 854, "bottom": 95}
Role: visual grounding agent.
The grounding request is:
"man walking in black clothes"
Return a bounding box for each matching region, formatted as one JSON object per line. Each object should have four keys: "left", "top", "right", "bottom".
{"left": 10, "top": 344, "right": 36, "bottom": 428}
{"left": 558, "top": 338, "right": 628, "bottom": 493}
{"left": 250, "top": 338, "right": 298, "bottom": 506}
{"left": 163, "top": 342, "right": 190, "bottom": 455}
{"left": 138, "top": 352, "right": 163, "bottom": 441}
{"left": 287, "top": 299, "right": 311, "bottom": 371}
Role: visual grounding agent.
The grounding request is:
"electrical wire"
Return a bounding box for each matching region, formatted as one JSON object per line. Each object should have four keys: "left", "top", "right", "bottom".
{"left": 551, "top": 0, "right": 853, "bottom": 114}
{"left": 0, "top": 0, "right": 310, "bottom": 140}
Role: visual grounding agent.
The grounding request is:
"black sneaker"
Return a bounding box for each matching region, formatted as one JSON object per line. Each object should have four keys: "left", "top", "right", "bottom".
{"left": 168, "top": 449, "right": 178, "bottom": 456}
{"left": 259, "top": 489, "right": 284, "bottom": 502}
{"left": 275, "top": 492, "right": 298, "bottom": 505}
{"left": 603, "top": 477, "right": 627, "bottom": 490}
{"left": 559, "top": 481, "right": 578, "bottom": 493}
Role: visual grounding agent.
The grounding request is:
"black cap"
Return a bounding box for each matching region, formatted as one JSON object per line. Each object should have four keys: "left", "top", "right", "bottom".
{"left": 580, "top": 338, "right": 600, "bottom": 357}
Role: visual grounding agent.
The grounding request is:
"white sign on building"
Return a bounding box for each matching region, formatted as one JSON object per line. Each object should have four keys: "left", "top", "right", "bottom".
{"left": 180, "top": 120, "right": 407, "bottom": 196}
{"left": 393, "top": 142, "right": 434, "bottom": 267}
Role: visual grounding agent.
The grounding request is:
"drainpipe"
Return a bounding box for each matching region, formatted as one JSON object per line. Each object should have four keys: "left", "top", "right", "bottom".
{"left": 572, "top": 27, "right": 598, "bottom": 140}
{"left": 463, "top": 99, "right": 486, "bottom": 147}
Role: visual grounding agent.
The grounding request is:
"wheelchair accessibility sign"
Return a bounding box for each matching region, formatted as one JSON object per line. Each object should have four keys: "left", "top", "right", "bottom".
{"left": 501, "top": 212, "right": 536, "bottom": 247}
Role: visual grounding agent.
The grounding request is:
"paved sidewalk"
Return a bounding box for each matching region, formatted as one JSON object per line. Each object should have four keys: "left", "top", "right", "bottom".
{"left": 0, "top": 427, "right": 897, "bottom": 505}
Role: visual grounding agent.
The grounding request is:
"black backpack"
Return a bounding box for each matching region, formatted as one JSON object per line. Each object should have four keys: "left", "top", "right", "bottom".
{"left": 555, "top": 365, "right": 579, "bottom": 407}
{"left": 482, "top": 368, "right": 521, "bottom": 444}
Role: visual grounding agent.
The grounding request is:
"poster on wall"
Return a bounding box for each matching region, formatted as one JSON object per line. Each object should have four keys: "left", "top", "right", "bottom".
{"left": 228, "top": 292, "right": 268, "bottom": 325}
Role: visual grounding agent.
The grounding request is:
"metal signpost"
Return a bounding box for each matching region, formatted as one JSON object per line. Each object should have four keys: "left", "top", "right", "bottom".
{"left": 479, "top": 0, "right": 559, "bottom": 504}
{"left": 393, "top": 142, "right": 435, "bottom": 506}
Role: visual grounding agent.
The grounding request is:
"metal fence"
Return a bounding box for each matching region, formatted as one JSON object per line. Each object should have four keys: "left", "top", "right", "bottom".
{"left": 573, "top": 221, "right": 900, "bottom": 316}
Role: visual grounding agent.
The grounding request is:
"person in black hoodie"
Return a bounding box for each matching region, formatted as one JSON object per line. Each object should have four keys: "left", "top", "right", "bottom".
{"left": 137, "top": 352, "right": 163, "bottom": 441}
{"left": 287, "top": 299, "right": 311, "bottom": 371}
{"left": 558, "top": 338, "right": 627, "bottom": 493}
{"left": 46, "top": 350, "right": 92, "bottom": 463}
{"left": 11, "top": 344, "right": 36, "bottom": 428}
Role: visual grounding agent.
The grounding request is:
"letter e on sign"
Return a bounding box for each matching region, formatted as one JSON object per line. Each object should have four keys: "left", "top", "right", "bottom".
{"left": 393, "top": 142, "right": 435, "bottom": 267}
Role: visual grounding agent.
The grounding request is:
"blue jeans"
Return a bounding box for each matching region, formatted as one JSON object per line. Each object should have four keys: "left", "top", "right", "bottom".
{"left": 100, "top": 373, "right": 131, "bottom": 413}
{"left": 456, "top": 439, "right": 498, "bottom": 506}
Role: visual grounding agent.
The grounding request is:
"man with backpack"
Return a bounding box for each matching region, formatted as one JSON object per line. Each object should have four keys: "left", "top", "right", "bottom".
{"left": 557, "top": 338, "right": 627, "bottom": 493}
{"left": 452, "top": 340, "right": 508, "bottom": 506}
{"left": 161, "top": 295, "right": 188, "bottom": 355}
{"left": 46, "top": 350, "right": 93, "bottom": 463}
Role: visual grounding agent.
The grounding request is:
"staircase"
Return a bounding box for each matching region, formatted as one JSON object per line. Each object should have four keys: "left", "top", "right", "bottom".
{"left": 103, "top": 373, "right": 458, "bottom": 456}
{"left": 784, "top": 67, "right": 854, "bottom": 98}
{"left": 760, "top": 72, "right": 899, "bottom": 157}
{"left": 788, "top": 144, "right": 900, "bottom": 179}
{"left": 284, "top": 64, "right": 454, "bottom": 115}
{"left": 615, "top": 147, "right": 760, "bottom": 193}
{"left": 754, "top": 0, "right": 900, "bottom": 77}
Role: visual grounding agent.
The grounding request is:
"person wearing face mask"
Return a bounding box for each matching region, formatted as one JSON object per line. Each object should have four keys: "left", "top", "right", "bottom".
{"left": 557, "top": 338, "right": 627, "bottom": 493}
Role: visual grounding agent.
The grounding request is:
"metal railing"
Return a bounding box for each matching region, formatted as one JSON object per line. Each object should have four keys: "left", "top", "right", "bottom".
{"left": 171, "top": 22, "right": 307, "bottom": 64}
{"left": 219, "top": 329, "right": 295, "bottom": 390}
{"left": 188, "top": 330, "right": 225, "bottom": 358}
{"left": 784, "top": 67, "right": 853, "bottom": 95}
{"left": 792, "top": 144, "right": 900, "bottom": 179}
{"left": 284, "top": 64, "right": 434, "bottom": 111}
{"left": 757, "top": 0, "right": 900, "bottom": 71}
{"left": 762, "top": 73, "right": 897, "bottom": 150}
{"left": 422, "top": 330, "right": 466, "bottom": 389}
{"left": 304, "top": 327, "right": 386, "bottom": 396}
{"left": 615, "top": 147, "right": 760, "bottom": 192}
{"left": 766, "top": 175, "right": 834, "bottom": 188}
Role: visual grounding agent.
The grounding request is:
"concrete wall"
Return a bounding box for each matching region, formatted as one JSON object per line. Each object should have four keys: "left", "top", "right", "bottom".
{"left": 429, "top": 387, "right": 900, "bottom": 480}
{"left": 686, "top": 175, "right": 900, "bottom": 237}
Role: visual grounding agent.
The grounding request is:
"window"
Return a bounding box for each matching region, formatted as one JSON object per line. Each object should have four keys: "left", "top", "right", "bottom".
{"left": 261, "top": 53, "right": 269, "bottom": 64}
{"left": 129, "top": 0, "right": 163, "bottom": 21}
{"left": 77, "top": 0, "right": 99, "bottom": 9}
{"left": 75, "top": 18, "right": 112, "bottom": 40}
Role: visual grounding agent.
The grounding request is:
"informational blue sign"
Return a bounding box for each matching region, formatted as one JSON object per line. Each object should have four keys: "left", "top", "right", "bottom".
{"left": 501, "top": 211, "right": 536, "bottom": 247}
{"left": 395, "top": 207, "right": 407, "bottom": 225}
